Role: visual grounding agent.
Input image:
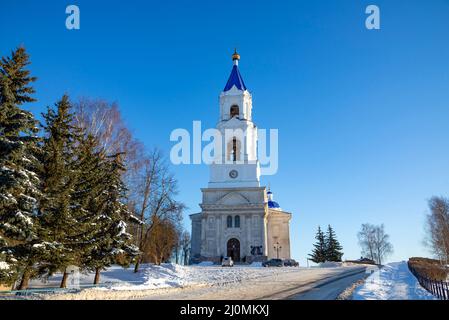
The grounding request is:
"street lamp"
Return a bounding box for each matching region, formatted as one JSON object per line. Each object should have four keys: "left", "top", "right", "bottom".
{"left": 273, "top": 242, "right": 282, "bottom": 259}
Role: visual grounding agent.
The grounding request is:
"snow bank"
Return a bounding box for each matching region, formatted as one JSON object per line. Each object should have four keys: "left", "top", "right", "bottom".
{"left": 31, "top": 263, "right": 300, "bottom": 294}
{"left": 352, "top": 261, "right": 436, "bottom": 300}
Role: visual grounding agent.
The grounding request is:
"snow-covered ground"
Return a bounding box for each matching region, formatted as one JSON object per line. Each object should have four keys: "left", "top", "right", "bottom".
{"left": 352, "top": 261, "right": 436, "bottom": 300}
{"left": 38, "top": 264, "right": 369, "bottom": 300}
{"left": 25, "top": 262, "right": 437, "bottom": 300}
{"left": 29, "top": 263, "right": 299, "bottom": 292}
{"left": 24, "top": 263, "right": 369, "bottom": 300}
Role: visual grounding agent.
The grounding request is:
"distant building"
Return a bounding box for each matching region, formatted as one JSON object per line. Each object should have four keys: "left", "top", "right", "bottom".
{"left": 190, "top": 51, "right": 292, "bottom": 263}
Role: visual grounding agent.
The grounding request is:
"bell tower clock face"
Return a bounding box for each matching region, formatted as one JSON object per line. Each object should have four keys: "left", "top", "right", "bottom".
{"left": 229, "top": 170, "right": 239, "bottom": 179}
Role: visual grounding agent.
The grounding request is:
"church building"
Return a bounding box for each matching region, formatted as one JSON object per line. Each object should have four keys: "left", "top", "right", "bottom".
{"left": 190, "top": 51, "right": 292, "bottom": 264}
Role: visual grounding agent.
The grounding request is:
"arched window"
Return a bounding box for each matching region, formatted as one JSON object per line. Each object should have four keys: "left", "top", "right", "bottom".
{"left": 227, "top": 215, "right": 233, "bottom": 228}
{"left": 230, "top": 105, "right": 239, "bottom": 118}
{"left": 234, "top": 215, "right": 240, "bottom": 228}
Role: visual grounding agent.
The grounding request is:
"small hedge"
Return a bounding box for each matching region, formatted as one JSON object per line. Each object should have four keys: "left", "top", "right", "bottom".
{"left": 408, "top": 257, "right": 448, "bottom": 281}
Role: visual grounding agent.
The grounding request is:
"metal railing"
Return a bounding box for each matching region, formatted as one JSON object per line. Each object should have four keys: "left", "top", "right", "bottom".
{"left": 408, "top": 262, "right": 449, "bottom": 300}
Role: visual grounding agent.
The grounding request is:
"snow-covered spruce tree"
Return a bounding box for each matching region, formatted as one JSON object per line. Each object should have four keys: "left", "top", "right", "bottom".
{"left": 0, "top": 237, "right": 17, "bottom": 287}
{"left": 308, "top": 226, "right": 327, "bottom": 264}
{"left": 68, "top": 134, "right": 109, "bottom": 283}
{"left": 325, "top": 225, "right": 343, "bottom": 262}
{"left": 0, "top": 47, "right": 44, "bottom": 288}
{"left": 81, "top": 152, "right": 139, "bottom": 284}
{"left": 39, "top": 95, "right": 84, "bottom": 288}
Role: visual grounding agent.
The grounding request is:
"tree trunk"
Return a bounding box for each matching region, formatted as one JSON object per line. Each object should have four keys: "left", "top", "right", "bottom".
{"left": 134, "top": 257, "right": 141, "bottom": 273}
{"left": 18, "top": 269, "right": 31, "bottom": 290}
{"left": 94, "top": 268, "right": 101, "bottom": 285}
{"left": 60, "top": 270, "right": 68, "bottom": 288}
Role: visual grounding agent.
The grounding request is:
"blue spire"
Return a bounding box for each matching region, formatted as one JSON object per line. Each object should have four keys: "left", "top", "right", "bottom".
{"left": 223, "top": 50, "right": 247, "bottom": 92}
{"left": 224, "top": 65, "right": 247, "bottom": 92}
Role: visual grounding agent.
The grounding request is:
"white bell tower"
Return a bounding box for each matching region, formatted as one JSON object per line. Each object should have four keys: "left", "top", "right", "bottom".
{"left": 209, "top": 50, "right": 260, "bottom": 188}
{"left": 190, "top": 51, "right": 292, "bottom": 264}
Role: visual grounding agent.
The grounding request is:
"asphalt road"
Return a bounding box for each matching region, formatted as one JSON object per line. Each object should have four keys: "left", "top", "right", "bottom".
{"left": 256, "top": 267, "right": 368, "bottom": 300}
{"left": 287, "top": 268, "right": 368, "bottom": 300}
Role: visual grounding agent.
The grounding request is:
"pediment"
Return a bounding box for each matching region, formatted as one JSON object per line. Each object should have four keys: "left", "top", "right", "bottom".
{"left": 227, "top": 117, "right": 242, "bottom": 126}
{"left": 217, "top": 192, "right": 250, "bottom": 206}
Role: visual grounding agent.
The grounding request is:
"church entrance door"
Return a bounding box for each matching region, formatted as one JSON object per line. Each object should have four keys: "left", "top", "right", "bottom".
{"left": 227, "top": 238, "right": 240, "bottom": 262}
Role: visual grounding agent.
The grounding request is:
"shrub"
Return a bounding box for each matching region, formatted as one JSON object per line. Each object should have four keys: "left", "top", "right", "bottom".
{"left": 408, "top": 257, "right": 449, "bottom": 281}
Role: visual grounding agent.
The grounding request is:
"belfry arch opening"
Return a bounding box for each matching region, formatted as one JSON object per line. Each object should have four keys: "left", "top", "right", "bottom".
{"left": 227, "top": 137, "right": 241, "bottom": 162}
{"left": 230, "top": 105, "right": 239, "bottom": 118}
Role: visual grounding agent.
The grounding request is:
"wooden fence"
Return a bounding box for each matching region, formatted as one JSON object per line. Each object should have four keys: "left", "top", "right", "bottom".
{"left": 408, "top": 262, "right": 449, "bottom": 300}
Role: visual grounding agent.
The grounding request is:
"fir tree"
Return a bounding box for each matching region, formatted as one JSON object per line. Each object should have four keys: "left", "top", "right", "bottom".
{"left": 325, "top": 225, "right": 344, "bottom": 262}
{"left": 0, "top": 47, "right": 43, "bottom": 288}
{"left": 39, "top": 95, "right": 82, "bottom": 288}
{"left": 81, "top": 152, "right": 139, "bottom": 284}
{"left": 64, "top": 134, "right": 105, "bottom": 284}
{"left": 309, "top": 226, "right": 327, "bottom": 264}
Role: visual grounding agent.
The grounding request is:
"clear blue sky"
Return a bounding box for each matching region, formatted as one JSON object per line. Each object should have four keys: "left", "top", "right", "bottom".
{"left": 2, "top": 0, "right": 449, "bottom": 265}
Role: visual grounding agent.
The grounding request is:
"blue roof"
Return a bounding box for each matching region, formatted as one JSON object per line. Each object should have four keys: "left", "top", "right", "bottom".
{"left": 223, "top": 65, "right": 247, "bottom": 92}
{"left": 268, "top": 200, "right": 281, "bottom": 209}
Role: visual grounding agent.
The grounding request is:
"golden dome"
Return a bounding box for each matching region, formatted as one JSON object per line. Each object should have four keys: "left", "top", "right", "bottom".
{"left": 232, "top": 49, "right": 240, "bottom": 61}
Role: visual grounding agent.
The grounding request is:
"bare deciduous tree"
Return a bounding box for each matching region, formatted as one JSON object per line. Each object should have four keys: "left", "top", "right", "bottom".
{"left": 73, "top": 99, "right": 135, "bottom": 154}
{"left": 72, "top": 97, "right": 147, "bottom": 223}
{"left": 131, "top": 149, "right": 185, "bottom": 272}
{"left": 143, "top": 216, "right": 179, "bottom": 265}
{"left": 180, "top": 231, "right": 191, "bottom": 265}
{"left": 358, "top": 223, "right": 393, "bottom": 265}
{"left": 72, "top": 98, "right": 144, "bottom": 175}
{"left": 373, "top": 224, "right": 393, "bottom": 265}
{"left": 71, "top": 98, "right": 186, "bottom": 270}
{"left": 358, "top": 223, "right": 376, "bottom": 261}
{"left": 425, "top": 197, "right": 449, "bottom": 264}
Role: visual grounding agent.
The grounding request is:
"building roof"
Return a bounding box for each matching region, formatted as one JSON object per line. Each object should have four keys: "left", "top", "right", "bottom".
{"left": 267, "top": 190, "right": 281, "bottom": 209}
{"left": 223, "top": 64, "right": 247, "bottom": 92}
{"left": 268, "top": 200, "right": 281, "bottom": 209}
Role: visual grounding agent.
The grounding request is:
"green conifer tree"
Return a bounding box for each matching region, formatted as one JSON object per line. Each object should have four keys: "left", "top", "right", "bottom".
{"left": 0, "top": 47, "right": 43, "bottom": 288}
{"left": 325, "top": 225, "right": 344, "bottom": 262}
{"left": 309, "top": 226, "right": 327, "bottom": 264}
{"left": 39, "top": 95, "right": 82, "bottom": 288}
{"left": 82, "top": 153, "right": 139, "bottom": 284}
